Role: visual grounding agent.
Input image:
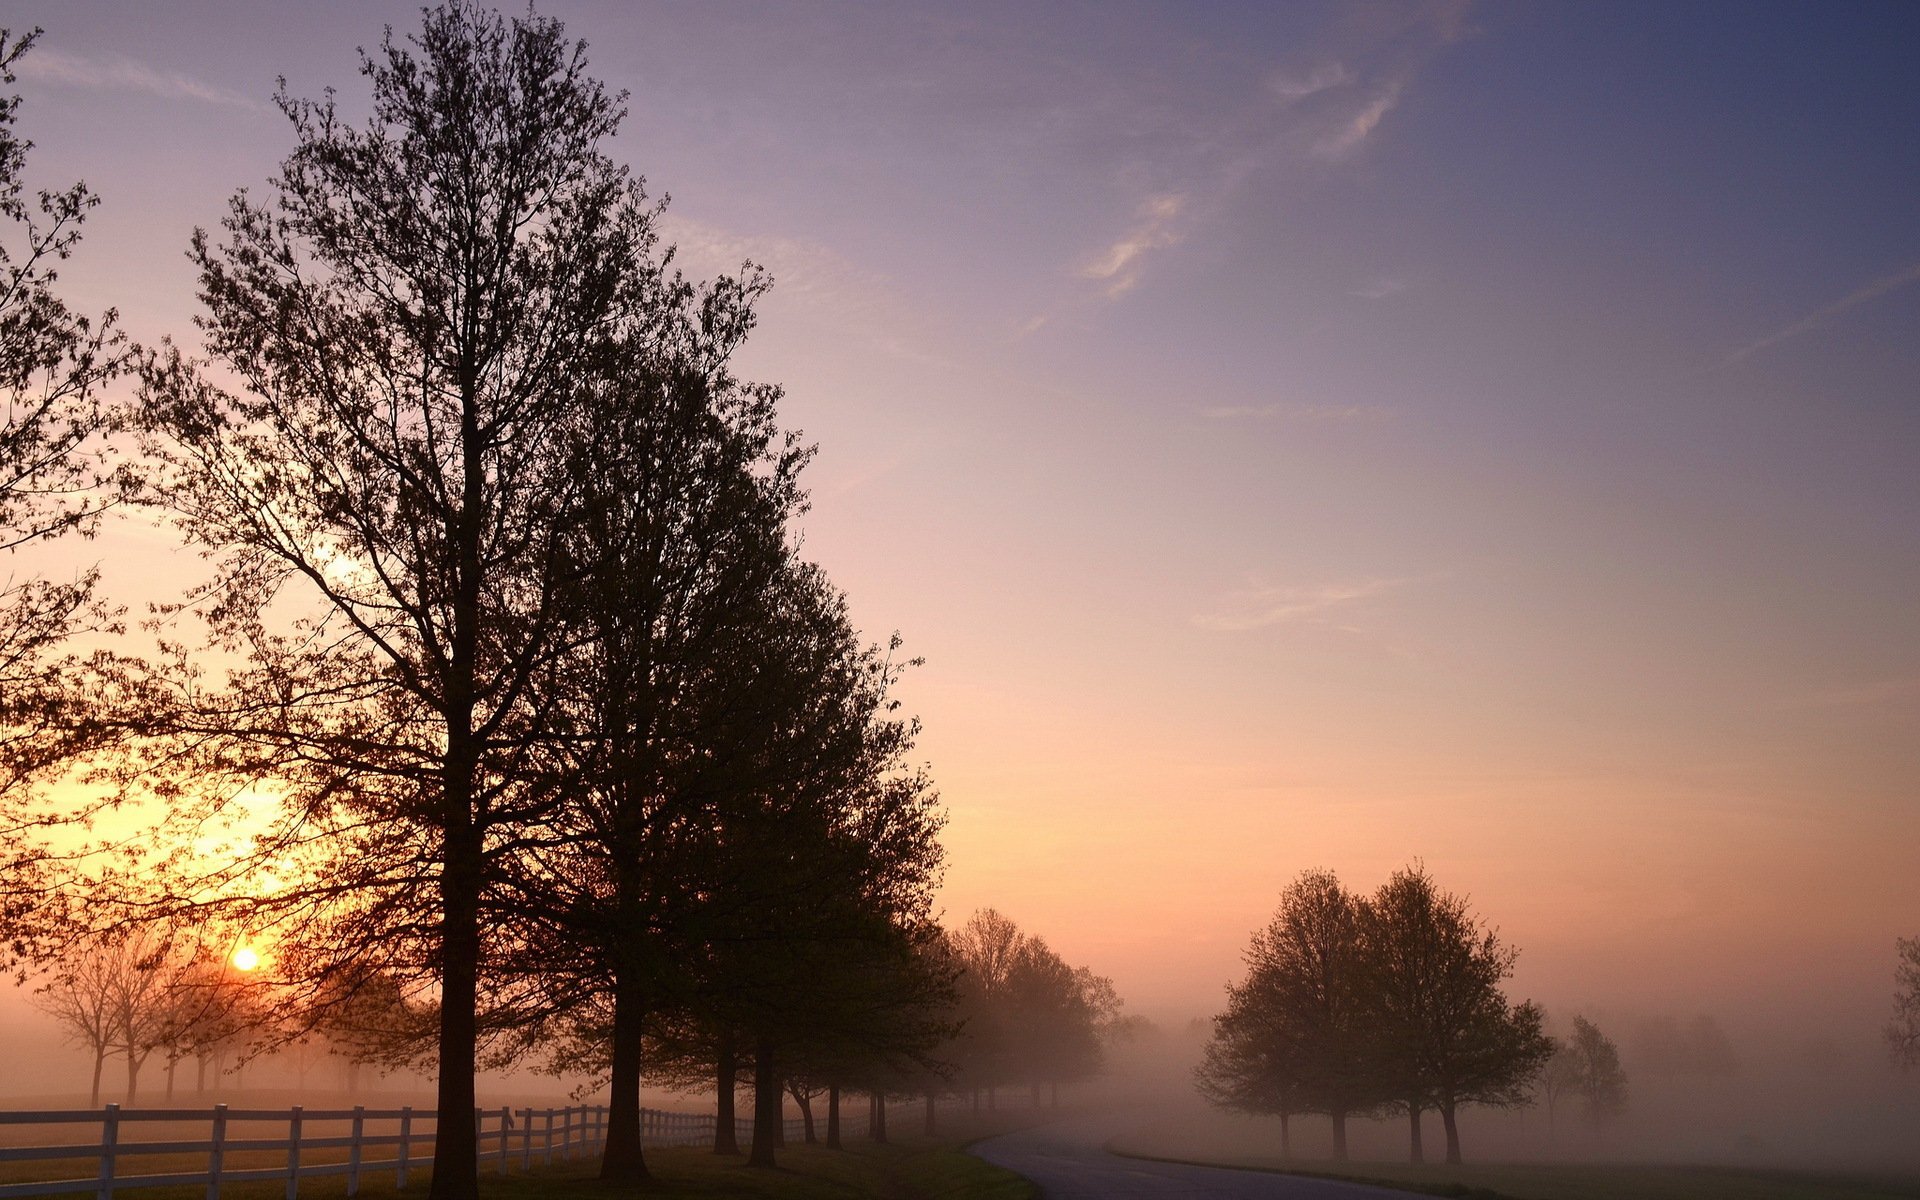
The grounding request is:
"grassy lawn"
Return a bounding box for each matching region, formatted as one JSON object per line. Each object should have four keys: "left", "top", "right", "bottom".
{"left": 1109, "top": 1145, "right": 1920, "bottom": 1200}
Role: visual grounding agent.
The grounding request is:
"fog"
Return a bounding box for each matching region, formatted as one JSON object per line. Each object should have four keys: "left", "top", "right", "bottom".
{"left": 1074, "top": 1003, "right": 1920, "bottom": 1175}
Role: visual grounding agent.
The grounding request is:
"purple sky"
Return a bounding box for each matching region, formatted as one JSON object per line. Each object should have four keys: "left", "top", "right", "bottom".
{"left": 8, "top": 0, "right": 1919, "bottom": 1107}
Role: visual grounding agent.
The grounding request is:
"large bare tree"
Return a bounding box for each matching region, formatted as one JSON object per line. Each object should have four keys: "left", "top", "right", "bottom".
{"left": 131, "top": 7, "right": 668, "bottom": 1196}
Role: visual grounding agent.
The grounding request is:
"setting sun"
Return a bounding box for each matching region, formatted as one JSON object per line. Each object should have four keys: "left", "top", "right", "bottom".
{"left": 231, "top": 947, "right": 259, "bottom": 972}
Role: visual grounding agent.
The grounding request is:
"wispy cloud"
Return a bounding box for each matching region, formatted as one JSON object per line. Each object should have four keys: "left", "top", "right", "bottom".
{"left": 1266, "top": 62, "right": 1352, "bottom": 103}
{"left": 1313, "top": 80, "right": 1406, "bottom": 158}
{"left": 16, "top": 47, "right": 267, "bottom": 111}
{"left": 1194, "top": 578, "right": 1407, "bottom": 633}
{"left": 1723, "top": 261, "right": 1920, "bottom": 367}
{"left": 1080, "top": 193, "right": 1187, "bottom": 298}
{"left": 1201, "top": 402, "right": 1390, "bottom": 424}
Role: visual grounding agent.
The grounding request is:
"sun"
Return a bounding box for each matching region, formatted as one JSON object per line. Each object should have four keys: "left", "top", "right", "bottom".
{"left": 231, "top": 947, "right": 260, "bottom": 972}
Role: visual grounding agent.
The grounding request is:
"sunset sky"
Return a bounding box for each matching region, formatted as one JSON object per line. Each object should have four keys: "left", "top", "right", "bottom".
{"left": 8, "top": 0, "right": 1918, "bottom": 1067}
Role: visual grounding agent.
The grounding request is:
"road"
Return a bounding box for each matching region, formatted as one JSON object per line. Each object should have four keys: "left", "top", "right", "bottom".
{"left": 968, "top": 1114, "right": 1423, "bottom": 1200}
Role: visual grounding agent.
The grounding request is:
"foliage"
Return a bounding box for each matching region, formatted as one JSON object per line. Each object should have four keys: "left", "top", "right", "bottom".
{"left": 0, "top": 25, "right": 129, "bottom": 979}
{"left": 1198, "top": 865, "right": 1552, "bottom": 1163}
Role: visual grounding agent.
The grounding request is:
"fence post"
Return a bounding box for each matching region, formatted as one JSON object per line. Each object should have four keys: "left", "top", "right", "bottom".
{"left": 497, "top": 1106, "right": 509, "bottom": 1175}
{"left": 348, "top": 1106, "right": 364, "bottom": 1198}
{"left": 396, "top": 1107, "right": 412, "bottom": 1190}
{"left": 543, "top": 1109, "right": 554, "bottom": 1166}
{"left": 520, "top": 1107, "right": 532, "bottom": 1172}
{"left": 206, "top": 1104, "right": 228, "bottom": 1200}
{"left": 286, "top": 1106, "right": 303, "bottom": 1200}
{"left": 562, "top": 1107, "right": 573, "bottom": 1162}
{"left": 96, "top": 1103, "right": 119, "bottom": 1200}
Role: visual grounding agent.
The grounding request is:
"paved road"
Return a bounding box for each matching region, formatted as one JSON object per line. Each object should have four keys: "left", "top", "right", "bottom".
{"left": 969, "top": 1114, "right": 1422, "bottom": 1200}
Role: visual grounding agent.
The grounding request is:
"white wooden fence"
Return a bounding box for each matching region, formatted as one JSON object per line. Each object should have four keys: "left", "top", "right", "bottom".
{"left": 0, "top": 1103, "right": 819, "bottom": 1200}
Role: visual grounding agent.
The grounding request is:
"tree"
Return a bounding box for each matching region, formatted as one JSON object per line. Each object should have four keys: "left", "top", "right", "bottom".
{"left": 130, "top": 7, "right": 667, "bottom": 1196}
{"left": 1565, "top": 1015, "right": 1627, "bottom": 1123}
{"left": 1360, "top": 865, "right": 1553, "bottom": 1164}
{"left": 35, "top": 931, "right": 177, "bottom": 1103}
{"left": 1195, "top": 971, "right": 1310, "bottom": 1158}
{"left": 1538, "top": 1037, "right": 1583, "bottom": 1135}
{"left": 1887, "top": 936, "right": 1920, "bottom": 1070}
{"left": 0, "top": 25, "right": 127, "bottom": 978}
{"left": 1224, "top": 870, "right": 1381, "bottom": 1160}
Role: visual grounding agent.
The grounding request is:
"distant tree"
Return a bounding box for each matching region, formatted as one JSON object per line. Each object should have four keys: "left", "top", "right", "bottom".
{"left": 1538, "top": 1036, "right": 1584, "bottom": 1135}
{"left": 1566, "top": 1015, "right": 1627, "bottom": 1122}
{"left": 1632, "top": 1013, "right": 1738, "bottom": 1078}
{"left": 0, "top": 25, "right": 127, "bottom": 977}
{"left": 1195, "top": 970, "right": 1310, "bottom": 1157}
{"left": 1200, "top": 870, "right": 1382, "bottom": 1160}
{"left": 36, "top": 932, "right": 177, "bottom": 1103}
{"left": 1360, "top": 864, "right": 1553, "bottom": 1164}
{"left": 35, "top": 943, "right": 120, "bottom": 1105}
{"left": 1888, "top": 936, "right": 1920, "bottom": 1071}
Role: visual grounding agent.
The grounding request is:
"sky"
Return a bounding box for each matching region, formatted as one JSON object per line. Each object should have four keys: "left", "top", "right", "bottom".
{"left": 6, "top": 0, "right": 1919, "bottom": 1103}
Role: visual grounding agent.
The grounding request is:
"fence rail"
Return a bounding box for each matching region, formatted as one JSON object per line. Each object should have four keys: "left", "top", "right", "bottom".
{"left": 0, "top": 1102, "right": 822, "bottom": 1200}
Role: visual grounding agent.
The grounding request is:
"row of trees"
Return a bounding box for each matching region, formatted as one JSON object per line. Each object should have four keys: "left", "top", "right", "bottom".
{"left": 1196, "top": 865, "right": 1554, "bottom": 1165}
{"left": 35, "top": 935, "right": 417, "bottom": 1105}
{"left": 0, "top": 7, "right": 985, "bottom": 1195}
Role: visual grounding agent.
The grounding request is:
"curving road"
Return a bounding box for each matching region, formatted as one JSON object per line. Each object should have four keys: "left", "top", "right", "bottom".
{"left": 969, "top": 1113, "right": 1423, "bottom": 1200}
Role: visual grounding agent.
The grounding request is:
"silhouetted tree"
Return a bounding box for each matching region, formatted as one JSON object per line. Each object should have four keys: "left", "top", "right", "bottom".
{"left": 0, "top": 25, "right": 128, "bottom": 977}
{"left": 1887, "top": 936, "right": 1920, "bottom": 1071}
{"left": 1195, "top": 972, "right": 1310, "bottom": 1157}
{"left": 129, "top": 7, "right": 668, "bottom": 1196}
{"left": 1360, "top": 864, "right": 1552, "bottom": 1164}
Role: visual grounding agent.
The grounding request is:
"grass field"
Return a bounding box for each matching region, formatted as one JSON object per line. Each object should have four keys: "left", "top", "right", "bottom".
{"left": 1108, "top": 1143, "right": 1920, "bottom": 1200}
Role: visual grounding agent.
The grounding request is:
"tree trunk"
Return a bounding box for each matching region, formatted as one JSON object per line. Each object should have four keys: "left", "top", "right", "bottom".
{"left": 791, "top": 1087, "right": 815, "bottom": 1144}
{"left": 1408, "top": 1102, "right": 1424, "bottom": 1163}
{"left": 1440, "top": 1101, "right": 1462, "bottom": 1164}
{"left": 924, "top": 1091, "right": 936, "bottom": 1137}
{"left": 125, "top": 1051, "right": 142, "bottom": 1103}
{"left": 598, "top": 980, "right": 649, "bottom": 1182}
{"left": 166, "top": 1056, "right": 178, "bottom": 1101}
{"left": 1278, "top": 1112, "right": 1291, "bottom": 1160}
{"left": 826, "top": 1084, "right": 842, "bottom": 1149}
{"left": 714, "top": 1045, "right": 740, "bottom": 1155}
{"left": 1330, "top": 1108, "right": 1348, "bottom": 1161}
{"left": 427, "top": 814, "right": 481, "bottom": 1200}
{"left": 195, "top": 1054, "right": 207, "bottom": 1095}
{"left": 747, "top": 1039, "right": 779, "bottom": 1168}
{"left": 90, "top": 1050, "right": 104, "bottom": 1107}
{"left": 870, "top": 1092, "right": 888, "bottom": 1144}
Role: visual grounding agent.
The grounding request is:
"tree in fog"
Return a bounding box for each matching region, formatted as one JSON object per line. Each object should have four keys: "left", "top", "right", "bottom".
{"left": 124, "top": 8, "right": 673, "bottom": 1196}
{"left": 1888, "top": 936, "right": 1920, "bottom": 1070}
{"left": 1195, "top": 969, "right": 1310, "bottom": 1157}
{"left": 1203, "top": 870, "right": 1381, "bottom": 1160}
{"left": 1563, "top": 1014, "right": 1627, "bottom": 1122}
{"left": 36, "top": 932, "right": 177, "bottom": 1103}
{"left": 1360, "top": 864, "right": 1552, "bottom": 1164}
{"left": 1632, "top": 1013, "right": 1737, "bottom": 1079}
{"left": 1538, "top": 1036, "right": 1584, "bottom": 1134}
{"left": 0, "top": 26, "right": 128, "bottom": 974}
